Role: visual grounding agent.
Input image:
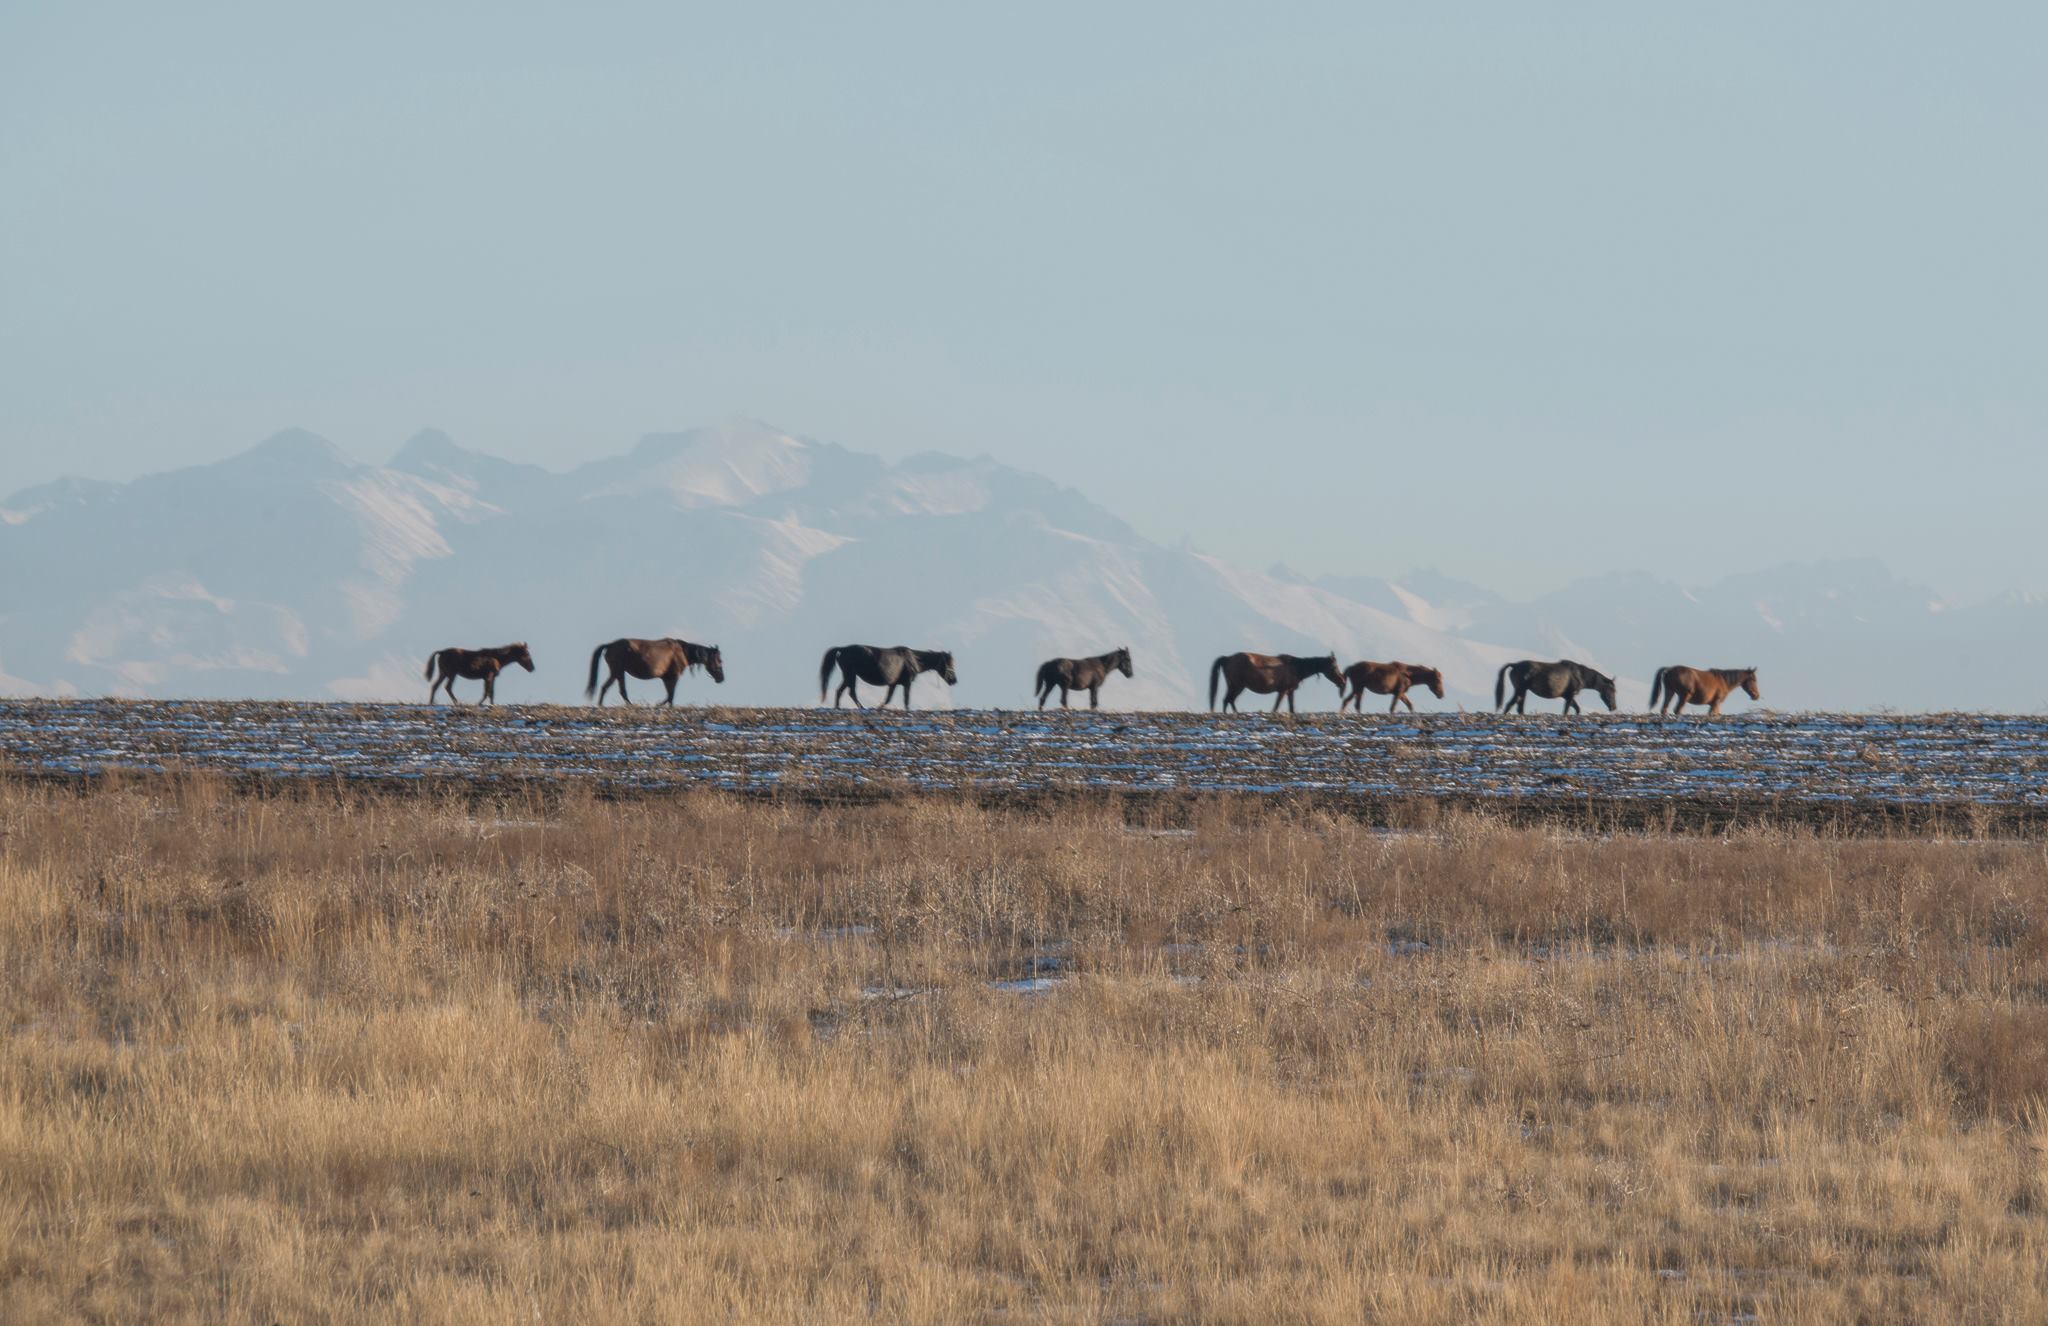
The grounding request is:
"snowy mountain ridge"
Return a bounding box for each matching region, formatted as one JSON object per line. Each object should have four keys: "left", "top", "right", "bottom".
{"left": 2, "top": 422, "right": 2040, "bottom": 711}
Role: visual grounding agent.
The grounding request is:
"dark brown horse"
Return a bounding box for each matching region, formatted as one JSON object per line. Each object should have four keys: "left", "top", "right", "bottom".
{"left": 585, "top": 637, "right": 725, "bottom": 706}
{"left": 1649, "top": 665, "right": 1759, "bottom": 716}
{"left": 424, "top": 642, "right": 533, "bottom": 705}
{"left": 1340, "top": 660, "right": 1445, "bottom": 714}
{"left": 1495, "top": 659, "right": 1616, "bottom": 714}
{"left": 1209, "top": 651, "right": 1342, "bottom": 714}
{"left": 819, "top": 644, "right": 958, "bottom": 709}
{"left": 1035, "top": 646, "right": 1133, "bottom": 710}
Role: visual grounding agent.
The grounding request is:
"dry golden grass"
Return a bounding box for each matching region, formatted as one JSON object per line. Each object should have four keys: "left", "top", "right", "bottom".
{"left": 5, "top": 776, "right": 2048, "bottom": 1322}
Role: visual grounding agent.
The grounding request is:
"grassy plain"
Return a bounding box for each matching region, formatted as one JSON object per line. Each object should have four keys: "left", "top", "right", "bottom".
{"left": 4, "top": 775, "right": 2048, "bottom": 1322}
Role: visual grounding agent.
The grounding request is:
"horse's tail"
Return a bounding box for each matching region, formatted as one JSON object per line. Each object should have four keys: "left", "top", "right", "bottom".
{"left": 1494, "top": 663, "right": 1512, "bottom": 710}
{"left": 1648, "top": 667, "right": 1666, "bottom": 708}
{"left": 819, "top": 647, "right": 842, "bottom": 702}
{"left": 1035, "top": 659, "right": 1059, "bottom": 694}
{"left": 424, "top": 650, "right": 440, "bottom": 681}
{"left": 1208, "top": 656, "right": 1227, "bottom": 710}
{"left": 585, "top": 643, "right": 606, "bottom": 699}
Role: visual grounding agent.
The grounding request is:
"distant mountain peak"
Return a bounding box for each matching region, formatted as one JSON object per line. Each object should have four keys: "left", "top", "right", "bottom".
{"left": 232, "top": 428, "right": 353, "bottom": 470}
{"left": 390, "top": 428, "right": 464, "bottom": 468}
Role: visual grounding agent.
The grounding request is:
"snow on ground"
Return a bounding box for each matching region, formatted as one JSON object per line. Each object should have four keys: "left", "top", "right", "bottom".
{"left": 0, "top": 702, "right": 2042, "bottom": 808}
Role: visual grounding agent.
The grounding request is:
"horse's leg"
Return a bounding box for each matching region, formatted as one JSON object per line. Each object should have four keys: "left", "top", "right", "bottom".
{"left": 1564, "top": 694, "right": 1579, "bottom": 714}
{"left": 901, "top": 677, "right": 914, "bottom": 710}
{"left": 1061, "top": 685, "right": 1072, "bottom": 709}
{"left": 1223, "top": 685, "right": 1241, "bottom": 712}
{"left": 1088, "top": 685, "right": 1099, "bottom": 709}
{"left": 662, "top": 672, "right": 678, "bottom": 706}
{"left": 483, "top": 675, "right": 495, "bottom": 705}
{"left": 617, "top": 675, "right": 631, "bottom": 705}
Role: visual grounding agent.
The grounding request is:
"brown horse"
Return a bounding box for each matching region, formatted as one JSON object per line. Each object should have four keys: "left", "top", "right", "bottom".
{"left": 585, "top": 637, "right": 725, "bottom": 706}
{"left": 424, "top": 643, "right": 533, "bottom": 705}
{"left": 1209, "top": 651, "right": 1342, "bottom": 714}
{"left": 1340, "top": 660, "right": 1445, "bottom": 714}
{"left": 1035, "top": 646, "right": 1133, "bottom": 710}
{"left": 1649, "top": 665, "right": 1759, "bottom": 716}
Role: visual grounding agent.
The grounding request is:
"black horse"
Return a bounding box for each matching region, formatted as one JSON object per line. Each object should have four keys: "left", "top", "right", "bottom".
{"left": 1035, "top": 646, "right": 1133, "bottom": 710}
{"left": 819, "top": 644, "right": 958, "bottom": 709}
{"left": 1495, "top": 659, "right": 1617, "bottom": 714}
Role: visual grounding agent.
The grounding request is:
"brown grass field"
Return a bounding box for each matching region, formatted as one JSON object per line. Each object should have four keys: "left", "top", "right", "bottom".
{"left": 5, "top": 776, "right": 2048, "bottom": 1322}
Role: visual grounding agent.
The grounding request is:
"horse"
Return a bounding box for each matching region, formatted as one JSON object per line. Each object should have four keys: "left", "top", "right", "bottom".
{"left": 819, "top": 644, "right": 958, "bottom": 709}
{"left": 1494, "top": 659, "right": 1617, "bottom": 714}
{"left": 1340, "top": 660, "right": 1445, "bottom": 714}
{"left": 1034, "top": 646, "right": 1133, "bottom": 710}
{"left": 424, "top": 643, "right": 533, "bottom": 705}
{"left": 1649, "top": 665, "right": 1759, "bottom": 716}
{"left": 585, "top": 637, "right": 725, "bottom": 706}
{"left": 1208, "top": 651, "right": 1343, "bottom": 714}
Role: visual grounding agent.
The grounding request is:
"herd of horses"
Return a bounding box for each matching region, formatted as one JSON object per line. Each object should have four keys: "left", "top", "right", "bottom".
{"left": 424, "top": 639, "right": 1761, "bottom": 716}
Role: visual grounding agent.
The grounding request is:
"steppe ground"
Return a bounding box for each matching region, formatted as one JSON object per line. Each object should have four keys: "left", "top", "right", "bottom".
{"left": 5, "top": 775, "right": 2048, "bottom": 1323}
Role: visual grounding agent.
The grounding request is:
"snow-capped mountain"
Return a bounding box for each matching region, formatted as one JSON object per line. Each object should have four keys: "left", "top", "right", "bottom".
{"left": 2, "top": 422, "right": 2040, "bottom": 710}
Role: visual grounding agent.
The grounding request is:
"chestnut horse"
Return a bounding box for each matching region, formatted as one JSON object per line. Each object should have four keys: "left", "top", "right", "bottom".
{"left": 585, "top": 637, "right": 725, "bottom": 706}
{"left": 1649, "top": 665, "right": 1759, "bottom": 716}
{"left": 819, "top": 644, "right": 958, "bottom": 709}
{"left": 1495, "top": 659, "right": 1616, "bottom": 714}
{"left": 424, "top": 642, "right": 533, "bottom": 705}
{"left": 1340, "top": 660, "right": 1445, "bottom": 714}
{"left": 1209, "top": 651, "right": 1342, "bottom": 714}
{"left": 1035, "top": 646, "right": 1133, "bottom": 710}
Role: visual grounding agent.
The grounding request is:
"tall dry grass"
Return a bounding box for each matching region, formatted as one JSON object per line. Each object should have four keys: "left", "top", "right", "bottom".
{"left": 4, "top": 776, "right": 2048, "bottom": 1322}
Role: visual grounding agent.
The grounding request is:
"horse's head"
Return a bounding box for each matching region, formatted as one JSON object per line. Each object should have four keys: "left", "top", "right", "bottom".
{"left": 703, "top": 645, "right": 726, "bottom": 684}
{"left": 920, "top": 650, "right": 958, "bottom": 685}
{"left": 1319, "top": 653, "right": 1343, "bottom": 688}
{"left": 511, "top": 643, "right": 535, "bottom": 672}
{"left": 1114, "top": 646, "right": 1134, "bottom": 679}
{"left": 1594, "top": 672, "right": 1618, "bottom": 711}
{"left": 1415, "top": 666, "right": 1446, "bottom": 699}
{"left": 1741, "top": 668, "right": 1760, "bottom": 701}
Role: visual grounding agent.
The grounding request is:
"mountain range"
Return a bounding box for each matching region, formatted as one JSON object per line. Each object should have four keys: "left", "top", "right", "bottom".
{"left": 2, "top": 421, "right": 2040, "bottom": 711}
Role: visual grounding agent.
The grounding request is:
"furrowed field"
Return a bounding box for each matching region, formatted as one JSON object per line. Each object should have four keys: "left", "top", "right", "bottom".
{"left": 6, "top": 776, "right": 2048, "bottom": 1322}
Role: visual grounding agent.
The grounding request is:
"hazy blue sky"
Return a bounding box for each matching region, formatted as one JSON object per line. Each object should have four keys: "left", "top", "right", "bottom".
{"left": 4, "top": 3, "right": 2042, "bottom": 599}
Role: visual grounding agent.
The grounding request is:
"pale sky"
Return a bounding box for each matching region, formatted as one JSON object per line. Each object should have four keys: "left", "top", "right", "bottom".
{"left": 3, "top": 3, "right": 2043, "bottom": 599}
